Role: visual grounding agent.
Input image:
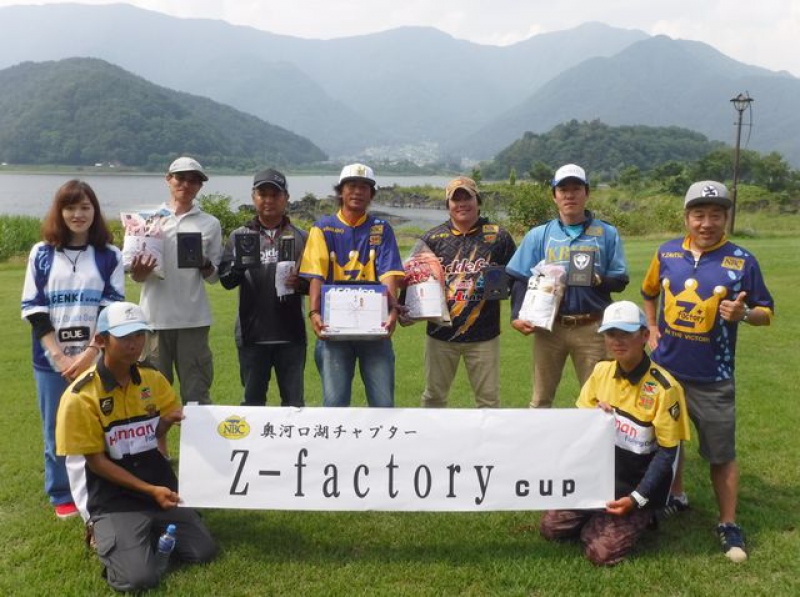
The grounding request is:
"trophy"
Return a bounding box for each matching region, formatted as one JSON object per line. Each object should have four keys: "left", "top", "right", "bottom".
{"left": 566, "top": 250, "right": 595, "bottom": 287}
{"left": 278, "top": 235, "right": 295, "bottom": 262}
{"left": 176, "top": 232, "right": 204, "bottom": 268}
{"left": 235, "top": 233, "right": 261, "bottom": 268}
{"left": 482, "top": 265, "right": 510, "bottom": 300}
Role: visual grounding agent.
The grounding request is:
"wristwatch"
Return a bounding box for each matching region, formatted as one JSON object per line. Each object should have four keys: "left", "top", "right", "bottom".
{"left": 742, "top": 306, "right": 752, "bottom": 323}
{"left": 630, "top": 490, "right": 649, "bottom": 509}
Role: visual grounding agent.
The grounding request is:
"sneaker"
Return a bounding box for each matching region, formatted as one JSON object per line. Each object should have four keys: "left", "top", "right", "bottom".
{"left": 55, "top": 502, "right": 79, "bottom": 519}
{"left": 661, "top": 493, "right": 690, "bottom": 518}
{"left": 718, "top": 523, "right": 748, "bottom": 562}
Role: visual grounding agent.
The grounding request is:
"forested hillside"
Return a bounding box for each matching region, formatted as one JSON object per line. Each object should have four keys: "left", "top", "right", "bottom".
{"left": 482, "top": 120, "right": 725, "bottom": 179}
{"left": 0, "top": 58, "right": 327, "bottom": 169}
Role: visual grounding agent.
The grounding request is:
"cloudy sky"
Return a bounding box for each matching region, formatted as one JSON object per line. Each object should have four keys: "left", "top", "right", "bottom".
{"left": 4, "top": 0, "right": 798, "bottom": 76}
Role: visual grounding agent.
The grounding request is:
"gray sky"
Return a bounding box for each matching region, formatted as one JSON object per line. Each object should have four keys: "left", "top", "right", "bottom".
{"left": 5, "top": 0, "right": 799, "bottom": 76}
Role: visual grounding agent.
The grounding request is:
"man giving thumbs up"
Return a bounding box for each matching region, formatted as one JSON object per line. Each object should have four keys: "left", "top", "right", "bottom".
{"left": 641, "top": 181, "right": 774, "bottom": 563}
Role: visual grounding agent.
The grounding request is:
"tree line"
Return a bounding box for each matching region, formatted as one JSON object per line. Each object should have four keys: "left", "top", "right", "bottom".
{"left": 480, "top": 119, "right": 800, "bottom": 196}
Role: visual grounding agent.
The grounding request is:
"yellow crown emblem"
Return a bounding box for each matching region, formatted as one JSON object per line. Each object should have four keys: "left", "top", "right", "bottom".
{"left": 662, "top": 278, "right": 727, "bottom": 335}
{"left": 331, "top": 249, "right": 377, "bottom": 281}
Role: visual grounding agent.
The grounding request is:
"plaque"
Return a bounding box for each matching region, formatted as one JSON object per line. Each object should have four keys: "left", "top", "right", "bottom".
{"left": 177, "top": 232, "right": 204, "bottom": 268}
{"left": 234, "top": 233, "right": 261, "bottom": 268}
{"left": 278, "top": 235, "right": 295, "bottom": 262}
{"left": 566, "top": 250, "right": 595, "bottom": 287}
{"left": 482, "top": 265, "right": 510, "bottom": 300}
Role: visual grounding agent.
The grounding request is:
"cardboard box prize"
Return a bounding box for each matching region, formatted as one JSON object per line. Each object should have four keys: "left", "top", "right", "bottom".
{"left": 322, "top": 283, "right": 389, "bottom": 340}
{"left": 120, "top": 211, "right": 166, "bottom": 279}
{"left": 404, "top": 280, "right": 445, "bottom": 320}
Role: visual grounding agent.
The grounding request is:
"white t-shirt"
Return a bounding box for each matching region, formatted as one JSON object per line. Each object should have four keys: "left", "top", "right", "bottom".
{"left": 138, "top": 203, "right": 222, "bottom": 329}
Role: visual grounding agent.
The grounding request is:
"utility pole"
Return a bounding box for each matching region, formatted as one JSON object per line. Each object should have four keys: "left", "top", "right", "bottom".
{"left": 729, "top": 93, "right": 753, "bottom": 235}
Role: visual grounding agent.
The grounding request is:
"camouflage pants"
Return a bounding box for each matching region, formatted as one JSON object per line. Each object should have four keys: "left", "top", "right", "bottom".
{"left": 540, "top": 509, "right": 653, "bottom": 566}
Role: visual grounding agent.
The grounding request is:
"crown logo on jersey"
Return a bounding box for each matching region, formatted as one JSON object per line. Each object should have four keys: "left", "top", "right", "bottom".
{"left": 330, "top": 249, "right": 378, "bottom": 281}
{"left": 662, "top": 278, "right": 727, "bottom": 335}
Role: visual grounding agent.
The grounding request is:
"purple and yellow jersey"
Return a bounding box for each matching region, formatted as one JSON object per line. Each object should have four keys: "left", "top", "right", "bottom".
{"left": 641, "top": 235, "right": 774, "bottom": 382}
{"left": 300, "top": 211, "right": 404, "bottom": 283}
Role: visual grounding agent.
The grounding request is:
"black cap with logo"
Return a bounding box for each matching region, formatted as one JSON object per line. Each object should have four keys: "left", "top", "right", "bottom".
{"left": 252, "top": 169, "right": 288, "bottom": 193}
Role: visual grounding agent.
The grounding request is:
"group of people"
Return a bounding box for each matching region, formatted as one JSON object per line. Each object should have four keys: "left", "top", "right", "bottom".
{"left": 22, "top": 156, "right": 773, "bottom": 590}
{"left": 508, "top": 168, "right": 772, "bottom": 566}
{"left": 22, "top": 158, "right": 223, "bottom": 591}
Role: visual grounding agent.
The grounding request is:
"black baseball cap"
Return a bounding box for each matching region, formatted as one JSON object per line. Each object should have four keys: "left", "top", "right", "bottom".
{"left": 252, "top": 169, "right": 288, "bottom": 193}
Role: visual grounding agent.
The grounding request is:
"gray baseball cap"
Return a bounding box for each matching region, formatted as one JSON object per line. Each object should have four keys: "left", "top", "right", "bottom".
{"left": 168, "top": 156, "right": 208, "bottom": 181}
{"left": 684, "top": 181, "right": 732, "bottom": 209}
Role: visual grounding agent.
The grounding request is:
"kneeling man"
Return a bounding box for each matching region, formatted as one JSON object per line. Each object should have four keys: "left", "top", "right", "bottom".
{"left": 56, "top": 302, "right": 216, "bottom": 592}
{"left": 540, "top": 300, "right": 690, "bottom": 566}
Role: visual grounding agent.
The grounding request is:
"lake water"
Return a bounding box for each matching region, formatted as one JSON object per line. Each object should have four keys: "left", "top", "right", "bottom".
{"left": 0, "top": 172, "right": 453, "bottom": 226}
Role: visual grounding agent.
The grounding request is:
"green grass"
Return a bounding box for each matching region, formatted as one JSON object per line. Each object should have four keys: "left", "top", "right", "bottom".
{"left": 1, "top": 237, "right": 798, "bottom": 595}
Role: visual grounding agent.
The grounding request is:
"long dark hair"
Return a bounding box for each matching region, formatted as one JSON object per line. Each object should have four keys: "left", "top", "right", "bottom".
{"left": 41, "top": 180, "right": 113, "bottom": 248}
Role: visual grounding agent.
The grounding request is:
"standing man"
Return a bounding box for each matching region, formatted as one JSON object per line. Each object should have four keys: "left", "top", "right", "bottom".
{"left": 416, "top": 176, "right": 516, "bottom": 408}
{"left": 507, "top": 164, "right": 628, "bottom": 408}
{"left": 56, "top": 302, "right": 216, "bottom": 592}
{"left": 641, "top": 181, "right": 774, "bottom": 562}
{"left": 130, "top": 156, "right": 222, "bottom": 406}
{"left": 540, "top": 301, "right": 690, "bottom": 566}
{"left": 299, "top": 163, "right": 404, "bottom": 407}
{"left": 219, "top": 169, "right": 308, "bottom": 407}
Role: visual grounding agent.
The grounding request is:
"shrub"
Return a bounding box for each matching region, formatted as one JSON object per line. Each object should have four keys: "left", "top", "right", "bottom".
{"left": 0, "top": 215, "right": 41, "bottom": 261}
{"left": 199, "top": 194, "right": 252, "bottom": 238}
{"left": 505, "top": 183, "right": 556, "bottom": 235}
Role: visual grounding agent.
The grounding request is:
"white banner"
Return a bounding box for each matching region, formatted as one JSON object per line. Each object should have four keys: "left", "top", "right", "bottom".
{"left": 178, "top": 406, "right": 614, "bottom": 511}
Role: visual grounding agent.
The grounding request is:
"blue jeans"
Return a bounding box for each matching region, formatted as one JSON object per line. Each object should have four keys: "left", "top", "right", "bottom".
{"left": 237, "top": 342, "right": 306, "bottom": 407}
{"left": 33, "top": 368, "right": 72, "bottom": 505}
{"left": 314, "top": 339, "right": 395, "bottom": 407}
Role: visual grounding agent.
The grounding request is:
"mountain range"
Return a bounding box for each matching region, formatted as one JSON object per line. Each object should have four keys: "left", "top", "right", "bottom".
{"left": 0, "top": 3, "right": 798, "bottom": 166}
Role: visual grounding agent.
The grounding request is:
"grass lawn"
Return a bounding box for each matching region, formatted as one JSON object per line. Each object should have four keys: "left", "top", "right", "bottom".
{"left": 1, "top": 236, "right": 798, "bottom": 595}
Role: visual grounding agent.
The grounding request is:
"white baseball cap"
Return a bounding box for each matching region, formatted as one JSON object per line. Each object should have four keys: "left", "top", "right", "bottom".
{"left": 337, "top": 163, "right": 376, "bottom": 188}
{"left": 684, "top": 180, "right": 731, "bottom": 209}
{"left": 598, "top": 300, "right": 647, "bottom": 333}
{"left": 552, "top": 164, "right": 588, "bottom": 187}
{"left": 97, "top": 302, "right": 153, "bottom": 337}
{"left": 168, "top": 156, "right": 208, "bottom": 181}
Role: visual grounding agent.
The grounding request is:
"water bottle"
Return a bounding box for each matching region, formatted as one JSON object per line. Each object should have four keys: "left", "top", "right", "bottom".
{"left": 156, "top": 524, "right": 177, "bottom": 574}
